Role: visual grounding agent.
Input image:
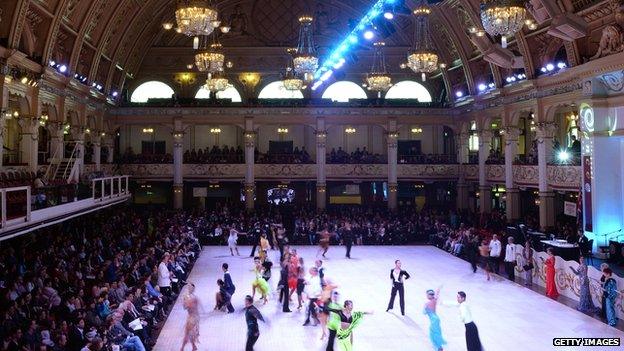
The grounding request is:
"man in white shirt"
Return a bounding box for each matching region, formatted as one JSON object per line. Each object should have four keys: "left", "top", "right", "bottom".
{"left": 157, "top": 253, "right": 172, "bottom": 297}
{"left": 503, "top": 236, "right": 517, "bottom": 281}
{"left": 447, "top": 291, "right": 482, "bottom": 351}
{"left": 488, "top": 234, "right": 502, "bottom": 275}
{"left": 303, "top": 267, "right": 322, "bottom": 326}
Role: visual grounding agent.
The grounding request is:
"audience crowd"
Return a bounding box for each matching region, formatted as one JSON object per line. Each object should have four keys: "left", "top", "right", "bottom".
{"left": 0, "top": 207, "right": 200, "bottom": 351}
{"left": 184, "top": 146, "right": 244, "bottom": 164}
{"left": 327, "top": 147, "right": 385, "bottom": 164}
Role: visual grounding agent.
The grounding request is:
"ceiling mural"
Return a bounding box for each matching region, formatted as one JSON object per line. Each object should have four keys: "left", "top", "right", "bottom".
{"left": 1, "top": 0, "right": 624, "bottom": 100}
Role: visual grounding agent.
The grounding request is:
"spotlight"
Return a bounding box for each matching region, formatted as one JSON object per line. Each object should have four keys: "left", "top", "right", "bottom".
{"left": 20, "top": 76, "right": 28, "bottom": 84}
{"left": 557, "top": 150, "right": 570, "bottom": 162}
{"left": 112, "top": 91, "right": 119, "bottom": 97}
{"left": 384, "top": 11, "right": 394, "bottom": 20}
{"left": 540, "top": 67, "right": 547, "bottom": 73}
{"left": 546, "top": 63, "right": 554, "bottom": 71}
{"left": 74, "top": 73, "right": 79, "bottom": 78}
{"left": 49, "top": 60, "right": 56, "bottom": 67}
{"left": 506, "top": 77, "right": 512, "bottom": 83}
{"left": 488, "top": 83, "right": 496, "bottom": 89}
{"left": 363, "top": 30, "right": 374, "bottom": 40}
{"left": 348, "top": 35, "right": 358, "bottom": 44}
{"left": 557, "top": 62, "right": 566, "bottom": 69}
{"left": 455, "top": 91, "right": 464, "bottom": 98}
{"left": 478, "top": 83, "right": 486, "bottom": 91}
{"left": 59, "top": 65, "right": 67, "bottom": 73}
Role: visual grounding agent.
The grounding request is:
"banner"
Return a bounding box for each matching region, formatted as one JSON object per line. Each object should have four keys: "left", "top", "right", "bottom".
{"left": 564, "top": 201, "right": 577, "bottom": 217}
{"left": 583, "top": 156, "right": 593, "bottom": 232}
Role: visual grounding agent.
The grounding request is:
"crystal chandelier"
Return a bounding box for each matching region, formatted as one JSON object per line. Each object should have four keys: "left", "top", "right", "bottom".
{"left": 204, "top": 72, "right": 229, "bottom": 92}
{"left": 175, "top": 0, "right": 220, "bottom": 42}
{"left": 480, "top": 0, "right": 527, "bottom": 48}
{"left": 293, "top": 16, "right": 318, "bottom": 82}
{"left": 283, "top": 48, "right": 304, "bottom": 91}
{"left": 365, "top": 42, "right": 392, "bottom": 95}
{"left": 408, "top": 1, "right": 438, "bottom": 82}
{"left": 195, "top": 39, "right": 225, "bottom": 73}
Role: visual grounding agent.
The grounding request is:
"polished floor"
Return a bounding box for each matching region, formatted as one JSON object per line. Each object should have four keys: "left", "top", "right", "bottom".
{"left": 154, "top": 246, "right": 624, "bottom": 351}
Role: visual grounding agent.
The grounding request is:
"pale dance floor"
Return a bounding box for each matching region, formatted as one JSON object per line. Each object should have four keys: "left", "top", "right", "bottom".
{"left": 154, "top": 246, "right": 624, "bottom": 351}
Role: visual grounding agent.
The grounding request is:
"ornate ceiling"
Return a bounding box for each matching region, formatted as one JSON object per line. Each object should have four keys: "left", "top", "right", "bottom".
{"left": 0, "top": 0, "right": 620, "bottom": 99}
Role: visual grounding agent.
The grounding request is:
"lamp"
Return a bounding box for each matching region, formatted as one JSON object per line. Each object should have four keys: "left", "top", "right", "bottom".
{"left": 480, "top": 0, "right": 528, "bottom": 48}
{"left": 408, "top": 0, "right": 438, "bottom": 82}
{"left": 293, "top": 16, "right": 318, "bottom": 82}
{"left": 365, "top": 42, "right": 392, "bottom": 95}
{"left": 175, "top": 0, "right": 220, "bottom": 39}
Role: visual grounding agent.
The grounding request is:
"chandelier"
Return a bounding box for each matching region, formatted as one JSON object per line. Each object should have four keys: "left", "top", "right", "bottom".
{"left": 204, "top": 73, "right": 229, "bottom": 92}
{"left": 365, "top": 42, "right": 392, "bottom": 95}
{"left": 480, "top": 0, "right": 527, "bottom": 48}
{"left": 195, "top": 40, "right": 225, "bottom": 73}
{"left": 408, "top": 1, "right": 438, "bottom": 82}
{"left": 283, "top": 48, "right": 304, "bottom": 91}
{"left": 293, "top": 16, "right": 318, "bottom": 82}
{"left": 175, "top": 0, "right": 220, "bottom": 41}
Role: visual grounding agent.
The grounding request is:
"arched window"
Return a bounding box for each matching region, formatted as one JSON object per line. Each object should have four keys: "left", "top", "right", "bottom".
{"left": 195, "top": 86, "right": 242, "bottom": 102}
{"left": 258, "top": 81, "right": 304, "bottom": 99}
{"left": 130, "top": 81, "right": 175, "bottom": 103}
{"left": 385, "top": 80, "right": 432, "bottom": 102}
{"left": 321, "top": 81, "right": 368, "bottom": 102}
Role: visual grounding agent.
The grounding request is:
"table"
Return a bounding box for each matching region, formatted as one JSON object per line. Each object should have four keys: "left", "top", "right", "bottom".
{"left": 540, "top": 240, "right": 580, "bottom": 261}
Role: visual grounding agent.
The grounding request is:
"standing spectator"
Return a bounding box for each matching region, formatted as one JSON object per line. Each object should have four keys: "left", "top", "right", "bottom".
{"left": 503, "top": 237, "right": 517, "bottom": 281}
{"left": 488, "top": 234, "right": 501, "bottom": 275}
{"left": 158, "top": 253, "right": 172, "bottom": 297}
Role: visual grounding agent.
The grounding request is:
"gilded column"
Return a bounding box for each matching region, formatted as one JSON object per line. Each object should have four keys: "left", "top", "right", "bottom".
{"left": 70, "top": 126, "right": 86, "bottom": 181}
{"left": 47, "top": 122, "right": 65, "bottom": 162}
{"left": 18, "top": 117, "right": 40, "bottom": 172}
{"left": 387, "top": 119, "right": 399, "bottom": 211}
{"left": 478, "top": 129, "right": 493, "bottom": 213}
{"left": 504, "top": 126, "right": 521, "bottom": 222}
{"left": 536, "top": 122, "right": 556, "bottom": 230}
{"left": 316, "top": 117, "right": 327, "bottom": 210}
{"left": 92, "top": 134, "right": 102, "bottom": 171}
{"left": 244, "top": 117, "right": 255, "bottom": 212}
{"left": 172, "top": 121, "right": 185, "bottom": 210}
{"left": 456, "top": 131, "right": 470, "bottom": 210}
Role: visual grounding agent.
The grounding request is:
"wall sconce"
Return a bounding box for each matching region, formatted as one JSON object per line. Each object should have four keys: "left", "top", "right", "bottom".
{"left": 239, "top": 72, "right": 261, "bottom": 90}
{"left": 277, "top": 127, "right": 289, "bottom": 134}
{"left": 210, "top": 127, "right": 222, "bottom": 134}
{"left": 142, "top": 127, "right": 154, "bottom": 133}
{"left": 39, "top": 114, "right": 49, "bottom": 126}
{"left": 411, "top": 127, "right": 423, "bottom": 134}
{"left": 174, "top": 72, "right": 197, "bottom": 86}
{"left": 101, "top": 132, "right": 106, "bottom": 137}
{"left": 85, "top": 128, "right": 91, "bottom": 134}
{"left": 162, "top": 22, "right": 174, "bottom": 30}
{"left": 12, "top": 111, "right": 19, "bottom": 118}
{"left": 345, "top": 127, "right": 356, "bottom": 134}
{"left": 388, "top": 132, "right": 399, "bottom": 138}
{"left": 173, "top": 132, "right": 184, "bottom": 138}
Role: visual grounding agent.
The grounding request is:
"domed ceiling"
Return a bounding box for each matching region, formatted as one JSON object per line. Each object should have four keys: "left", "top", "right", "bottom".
{"left": 0, "top": 0, "right": 617, "bottom": 99}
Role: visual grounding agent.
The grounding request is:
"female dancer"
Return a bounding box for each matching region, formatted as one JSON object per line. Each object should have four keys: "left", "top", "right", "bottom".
{"left": 259, "top": 234, "right": 270, "bottom": 262}
{"left": 522, "top": 241, "right": 533, "bottom": 286}
{"left": 318, "top": 225, "right": 332, "bottom": 258}
{"left": 332, "top": 300, "right": 372, "bottom": 351}
{"left": 424, "top": 288, "right": 446, "bottom": 351}
{"left": 602, "top": 268, "right": 619, "bottom": 326}
{"left": 251, "top": 258, "right": 269, "bottom": 304}
{"left": 180, "top": 283, "right": 200, "bottom": 351}
{"left": 288, "top": 249, "right": 300, "bottom": 301}
{"left": 478, "top": 240, "right": 491, "bottom": 281}
{"left": 541, "top": 248, "right": 559, "bottom": 299}
{"left": 569, "top": 256, "right": 599, "bottom": 313}
{"left": 318, "top": 280, "right": 339, "bottom": 342}
{"left": 296, "top": 257, "right": 306, "bottom": 310}
{"left": 227, "top": 224, "right": 245, "bottom": 256}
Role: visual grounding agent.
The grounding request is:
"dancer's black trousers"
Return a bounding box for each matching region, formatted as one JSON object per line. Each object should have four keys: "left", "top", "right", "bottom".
{"left": 326, "top": 329, "right": 337, "bottom": 351}
{"left": 465, "top": 322, "right": 482, "bottom": 351}
{"left": 387, "top": 282, "right": 405, "bottom": 315}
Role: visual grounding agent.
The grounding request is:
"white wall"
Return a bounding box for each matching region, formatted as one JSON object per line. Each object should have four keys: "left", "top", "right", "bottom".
{"left": 326, "top": 125, "right": 386, "bottom": 154}
{"left": 256, "top": 125, "right": 315, "bottom": 155}
{"left": 397, "top": 125, "right": 444, "bottom": 154}
{"left": 191, "top": 125, "right": 242, "bottom": 150}
{"left": 120, "top": 125, "right": 175, "bottom": 153}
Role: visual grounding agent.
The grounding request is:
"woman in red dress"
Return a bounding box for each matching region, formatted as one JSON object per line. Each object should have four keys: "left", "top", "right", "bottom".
{"left": 542, "top": 248, "right": 559, "bottom": 299}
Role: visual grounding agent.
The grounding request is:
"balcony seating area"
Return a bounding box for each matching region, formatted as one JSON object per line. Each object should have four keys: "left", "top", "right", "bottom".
{"left": 184, "top": 146, "right": 244, "bottom": 164}
{"left": 121, "top": 97, "right": 447, "bottom": 108}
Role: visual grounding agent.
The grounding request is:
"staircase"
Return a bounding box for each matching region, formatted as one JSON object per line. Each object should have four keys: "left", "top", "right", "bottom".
{"left": 45, "top": 142, "right": 81, "bottom": 184}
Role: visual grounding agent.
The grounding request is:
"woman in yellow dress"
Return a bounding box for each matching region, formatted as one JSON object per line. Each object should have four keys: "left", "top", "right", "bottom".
{"left": 251, "top": 258, "right": 269, "bottom": 304}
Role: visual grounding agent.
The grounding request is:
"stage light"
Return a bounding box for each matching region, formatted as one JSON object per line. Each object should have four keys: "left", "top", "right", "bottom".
{"left": 348, "top": 35, "right": 358, "bottom": 44}
{"left": 557, "top": 150, "right": 570, "bottom": 162}
{"left": 384, "top": 11, "right": 394, "bottom": 20}
{"left": 546, "top": 63, "right": 554, "bottom": 71}
{"left": 20, "top": 76, "right": 28, "bottom": 84}
{"left": 506, "top": 77, "right": 512, "bottom": 83}
{"left": 488, "top": 83, "right": 496, "bottom": 89}
{"left": 478, "top": 83, "right": 486, "bottom": 91}
{"left": 59, "top": 65, "right": 67, "bottom": 73}
{"left": 540, "top": 67, "right": 547, "bottom": 73}
{"left": 455, "top": 91, "right": 464, "bottom": 98}
{"left": 557, "top": 62, "right": 566, "bottom": 69}
{"left": 363, "top": 30, "right": 374, "bottom": 40}
{"left": 112, "top": 91, "right": 119, "bottom": 97}
{"left": 49, "top": 60, "right": 56, "bottom": 67}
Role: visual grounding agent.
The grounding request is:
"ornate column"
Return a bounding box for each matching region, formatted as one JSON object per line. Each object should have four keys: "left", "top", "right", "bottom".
{"left": 244, "top": 117, "right": 255, "bottom": 212}
{"left": 0, "top": 114, "right": 5, "bottom": 168}
{"left": 70, "top": 126, "right": 86, "bottom": 180}
{"left": 172, "top": 120, "right": 185, "bottom": 210}
{"left": 92, "top": 134, "right": 102, "bottom": 171}
{"left": 315, "top": 118, "right": 327, "bottom": 210}
{"left": 0, "top": 69, "right": 7, "bottom": 167}
{"left": 18, "top": 117, "right": 40, "bottom": 171}
{"left": 456, "top": 131, "right": 470, "bottom": 210}
{"left": 504, "top": 126, "right": 521, "bottom": 222}
{"left": 47, "top": 122, "right": 65, "bottom": 162}
{"left": 478, "top": 129, "right": 493, "bottom": 213}
{"left": 103, "top": 135, "right": 115, "bottom": 164}
{"left": 387, "top": 119, "right": 399, "bottom": 211}
{"left": 536, "top": 122, "right": 557, "bottom": 230}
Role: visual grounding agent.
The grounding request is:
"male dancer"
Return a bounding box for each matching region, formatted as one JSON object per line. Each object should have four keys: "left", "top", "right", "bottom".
{"left": 249, "top": 222, "right": 262, "bottom": 257}
{"left": 446, "top": 291, "right": 482, "bottom": 351}
{"left": 303, "top": 267, "right": 322, "bottom": 326}
{"left": 222, "top": 263, "right": 235, "bottom": 312}
{"left": 244, "top": 295, "right": 266, "bottom": 351}
{"left": 278, "top": 262, "right": 291, "bottom": 312}
{"left": 386, "top": 259, "right": 410, "bottom": 315}
{"left": 342, "top": 222, "right": 354, "bottom": 259}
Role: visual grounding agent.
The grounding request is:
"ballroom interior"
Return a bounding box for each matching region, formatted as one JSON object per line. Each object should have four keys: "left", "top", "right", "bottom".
{"left": 2, "top": 0, "right": 624, "bottom": 350}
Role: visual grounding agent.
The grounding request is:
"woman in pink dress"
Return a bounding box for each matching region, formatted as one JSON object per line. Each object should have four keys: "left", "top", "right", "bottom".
{"left": 542, "top": 248, "right": 559, "bottom": 299}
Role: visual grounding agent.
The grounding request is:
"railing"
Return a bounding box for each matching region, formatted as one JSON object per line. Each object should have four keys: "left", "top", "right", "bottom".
{"left": 92, "top": 176, "right": 130, "bottom": 202}
{"left": 0, "top": 186, "right": 31, "bottom": 229}
{"left": 398, "top": 154, "right": 457, "bottom": 164}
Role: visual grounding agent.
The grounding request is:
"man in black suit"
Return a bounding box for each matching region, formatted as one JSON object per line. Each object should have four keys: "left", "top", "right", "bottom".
{"left": 386, "top": 259, "right": 411, "bottom": 316}
{"left": 278, "top": 262, "right": 291, "bottom": 312}
{"left": 68, "top": 318, "right": 87, "bottom": 351}
{"left": 342, "top": 222, "right": 354, "bottom": 259}
{"left": 222, "top": 263, "right": 235, "bottom": 312}
{"left": 249, "top": 223, "right": 262, "bottom": 257}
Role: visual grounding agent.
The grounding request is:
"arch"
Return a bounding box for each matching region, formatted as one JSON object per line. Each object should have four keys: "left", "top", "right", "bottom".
{"left": 130, "top": 81, "right": 175, "bottom": 103}
{"left": 321, "top": 81, "right": 368, "bottom": 102}
{"left": 385, "top": 81, "right": 432, "bottom": 102}
{"left": 258, "top": 81, "right": 304, "bottom": 99}
{"left": 195, "top": 86, "right": 243, "bottom": 102}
